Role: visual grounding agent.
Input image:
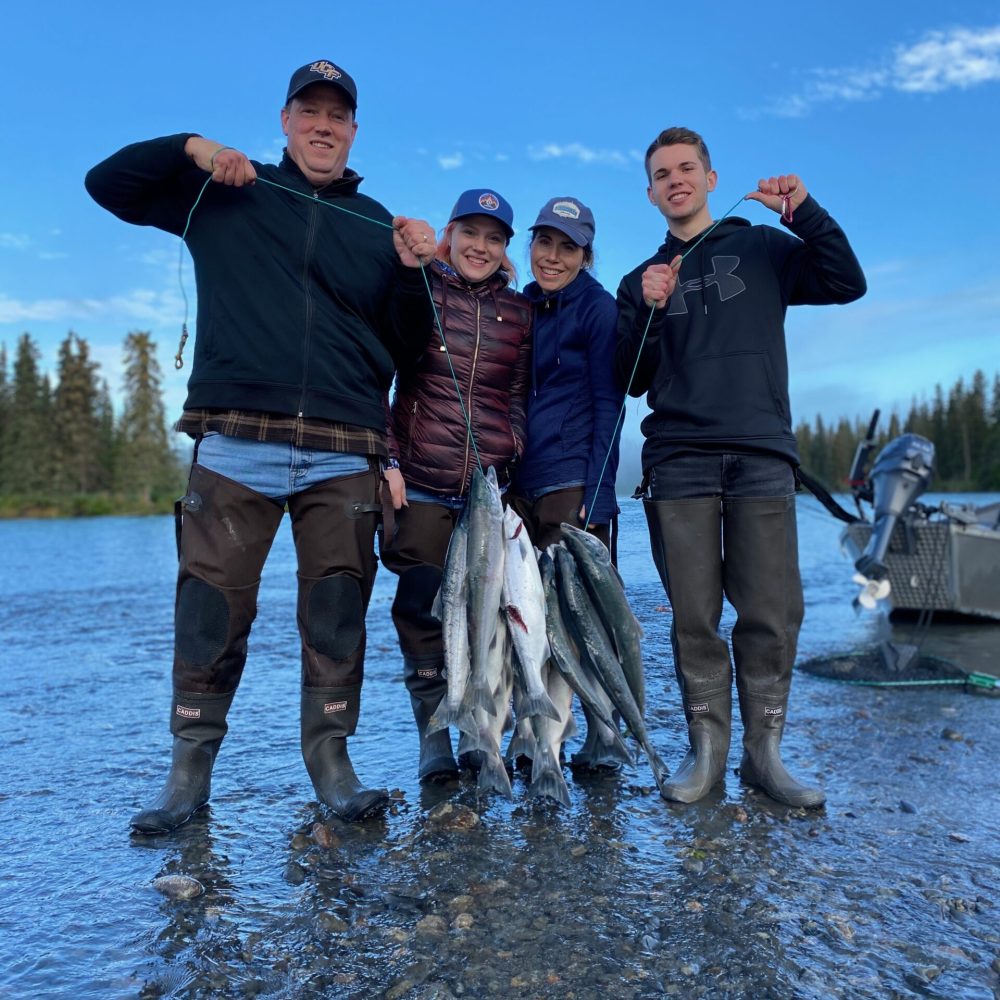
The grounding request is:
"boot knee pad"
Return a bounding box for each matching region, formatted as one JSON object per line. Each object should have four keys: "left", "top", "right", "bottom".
{"left": 392, "top": 565, "right": 443, "bottom": 627}
{"left": 176, "top": 577, "right": 230, "bottom": 666}
{"left": 305, "top": 574, "right": 363, "bottom": 660}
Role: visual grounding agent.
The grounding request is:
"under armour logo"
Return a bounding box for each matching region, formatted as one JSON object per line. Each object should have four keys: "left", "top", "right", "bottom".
{"left": 668, "top": 255, "right": 745, "bottom": 315}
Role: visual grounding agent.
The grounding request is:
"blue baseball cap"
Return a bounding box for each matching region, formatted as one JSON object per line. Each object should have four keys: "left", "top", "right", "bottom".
{"left": 448, "top": 189, "right": 515, "bottom": 240}
{"left": 530, "top": 197, "right": 595, "bottom": 248}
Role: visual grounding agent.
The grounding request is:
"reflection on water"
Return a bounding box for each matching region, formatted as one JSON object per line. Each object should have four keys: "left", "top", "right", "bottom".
{"left": 0, "top": 498, "right": 998, "bottom": 998}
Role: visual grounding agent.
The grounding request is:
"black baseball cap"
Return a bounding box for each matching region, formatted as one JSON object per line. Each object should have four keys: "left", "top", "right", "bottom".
{"left": 286, "top": 60, "right": 358, "bottom": 111}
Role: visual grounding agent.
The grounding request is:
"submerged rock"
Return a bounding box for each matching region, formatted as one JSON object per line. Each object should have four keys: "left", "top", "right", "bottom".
{"left": 152, "top": 874, "right": 204, "bottom": 900}
{"left": 424, "top": 802, "right": 480, "bottom": 833}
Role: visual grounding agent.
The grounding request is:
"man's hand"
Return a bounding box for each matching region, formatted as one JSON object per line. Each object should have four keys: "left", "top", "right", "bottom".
{"left": 392, "top": 216, "right": 437, "bottom": 268}
{"left": 184, "top": 137, "right": 256, "bottom": 187}
{"left": 745, "top": 174, "right": 807, "bottom": 219}
{"left": 386, "top": 467, "right": 407, "bottom": 510}
{"left": 642, "top": 255, "right": 682, "bottom": 309}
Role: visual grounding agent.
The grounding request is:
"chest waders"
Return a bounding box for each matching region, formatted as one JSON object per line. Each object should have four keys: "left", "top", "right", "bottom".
{"left": 644, "top": 494, "right": 825, "bottom": 808}
{"left": 381, "top": 501, "right": 462, "bottom": 783}
{"left": 130, "top": 463, "right": 389, "bottom": 834}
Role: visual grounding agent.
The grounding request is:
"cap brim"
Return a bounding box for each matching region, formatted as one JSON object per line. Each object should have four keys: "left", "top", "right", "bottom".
{"left": 286, "top": 80, "right": 357, "bottom": 110}
{"left": 450, "top": 212, "right": 514, "bottom": 240}
{"left": 529, "top": 219, "right": 589, "bottom": 247}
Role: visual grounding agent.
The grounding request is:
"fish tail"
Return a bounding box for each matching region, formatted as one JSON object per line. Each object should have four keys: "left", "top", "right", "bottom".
{"left": 469, "top": 679, "right": 498, "bottom": 716}
{"left": 477, "top": 751, "right": 513, "bottom": 798}
{"left": 426, "top": 703, "right": 479, "bottom": 739}
{"left": 517, "top": 690, "right": 561, "bottom": 722}
{"left": 528, "top": 748, "right": 571, "bottom": 807}
{"left": 504, "top": 730, "right": 535, "bottom": 764}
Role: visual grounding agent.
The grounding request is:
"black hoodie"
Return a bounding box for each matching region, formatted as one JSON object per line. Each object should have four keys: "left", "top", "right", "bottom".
{"left": 614, "top": 194, "right": 865, "bottom": 471}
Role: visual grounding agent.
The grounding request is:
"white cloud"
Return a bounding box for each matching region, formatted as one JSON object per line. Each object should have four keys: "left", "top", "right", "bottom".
{"left": 744, "top": 24, "right": 1000, "bottom": 118}
{"left": 0, "top": 289, "right": 185, "bottom": 327}
{"left": 527, "top": 142, "right": 632, "bottom": 167}
{"left": 0, "top": 233, "right": 30, "bottom": 250}
{"left": 437, "top": 152, "right": 464, "bottom": 170}
{"left": 893, "top": 26, "right": 1000, "bottom": 92}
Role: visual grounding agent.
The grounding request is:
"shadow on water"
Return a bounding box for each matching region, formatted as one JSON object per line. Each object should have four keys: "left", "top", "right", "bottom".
{"left": 0, "top": 500, "right": 998, "bottom": 998}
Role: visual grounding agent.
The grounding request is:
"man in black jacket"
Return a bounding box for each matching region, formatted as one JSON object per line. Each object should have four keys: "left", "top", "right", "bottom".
{"left": 616, "top": 126, "right": 866, "bottom": 808}
{"left": 86, "top": 59, "right": 436, "bottom": 832}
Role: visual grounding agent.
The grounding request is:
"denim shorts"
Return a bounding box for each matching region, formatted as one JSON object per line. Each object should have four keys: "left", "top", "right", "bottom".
{"left": 196, "top": 432, "right": 370, "bottom": 502}
{"left": 648, "top": 452, "right": 795, "bottom": 501}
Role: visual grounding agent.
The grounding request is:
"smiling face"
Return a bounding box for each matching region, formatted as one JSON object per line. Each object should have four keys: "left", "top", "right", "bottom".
{"left": 646, "top": 143, "right": 717, "bottom": 238}
{"left": 530, "top": 226, "right": 586, "bottom": 294}
{"left": 447, "top": 215, "right": 508, "bottom": 283}
{"left": 281, "top": 83, "right": 358, "bottom": 187}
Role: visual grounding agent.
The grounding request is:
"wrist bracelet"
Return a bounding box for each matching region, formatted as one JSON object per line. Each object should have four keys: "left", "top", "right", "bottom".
{"left": 210, "top": 145, "right": 234, "bottom": 169}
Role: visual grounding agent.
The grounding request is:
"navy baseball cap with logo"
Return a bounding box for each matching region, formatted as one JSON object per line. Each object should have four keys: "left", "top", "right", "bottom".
{"left": 448, "top": 189, "right": 515, "bottom": 240}
{"left": 286, "top": 60, "right": 358, "bottom": 111}
{"left": 530, "top": 197, "right": 596, "bottom": 248}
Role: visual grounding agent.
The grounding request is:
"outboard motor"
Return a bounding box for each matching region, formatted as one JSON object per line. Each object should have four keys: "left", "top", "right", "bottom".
{"left": 854, "top": 433, "right": 935, "bottom": 581}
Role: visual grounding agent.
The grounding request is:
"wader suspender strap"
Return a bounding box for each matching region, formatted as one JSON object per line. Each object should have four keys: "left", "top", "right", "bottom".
{"left": 175, "top": 436, "right": 205, "bottom": 559}
{"left": 795, "top": 467, "right": 861, "bottom": 525}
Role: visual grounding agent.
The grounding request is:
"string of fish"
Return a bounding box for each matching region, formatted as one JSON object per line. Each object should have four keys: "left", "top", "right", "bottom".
{"left": 174, "top": 171, "right": 483, "bottom": 473}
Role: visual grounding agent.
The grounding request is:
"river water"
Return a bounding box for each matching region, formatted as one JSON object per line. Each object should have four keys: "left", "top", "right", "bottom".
{"left": 1, "top": 495, "right": 997, "bottom": 999}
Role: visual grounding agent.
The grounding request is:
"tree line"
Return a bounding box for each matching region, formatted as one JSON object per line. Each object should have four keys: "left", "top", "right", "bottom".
{"left": 0, "top": 331, "right": 184, "bottom": 516}
{"left": 1, "top": 335, "right": 997, "bottom": 518}
{"left": 796, "top": 369, "right": 1000, "bottom": 492}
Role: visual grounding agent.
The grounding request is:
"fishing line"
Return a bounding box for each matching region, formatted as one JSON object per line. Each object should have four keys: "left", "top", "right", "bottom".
{"left": 583, "top": 192, "right": 748, "bottom": 531}
{"left": 173, "top": 170, "right": 484, "bottom": 473}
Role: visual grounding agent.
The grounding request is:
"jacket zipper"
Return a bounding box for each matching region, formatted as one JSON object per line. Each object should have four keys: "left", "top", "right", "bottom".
{"left": 406, "top": 400, "right": 418, "bottom": 461}
{"left": 297, "top": 191, "right": 321, "bottom": 417}
{"left": 459, "top": 298, "right": 482, "bottom": 490}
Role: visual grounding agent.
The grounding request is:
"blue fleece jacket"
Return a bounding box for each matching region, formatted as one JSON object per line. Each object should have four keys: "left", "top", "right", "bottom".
{"left": 516, "top": 269, "right": 623, "bottom": 524}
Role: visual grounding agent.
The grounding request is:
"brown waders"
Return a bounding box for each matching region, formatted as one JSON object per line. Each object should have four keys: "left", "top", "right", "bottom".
{"left": 130, "top": 464, "right": 387, "bottom": 834}
{"left": 507, "top": 486, "right": 612, "bottom": 556}
{"left": 381, "top": 500, "right": 461, "bottom": 781}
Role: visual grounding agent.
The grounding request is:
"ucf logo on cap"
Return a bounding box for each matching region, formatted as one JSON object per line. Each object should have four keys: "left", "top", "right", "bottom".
{"left": 310, "top": 60, "right": 343, "bottom": 81}
{"left": 552, "top": 200, "right": 581, "bottom": 220}
{"left": 478, "top": 192, "right": 501, "bottom": 212}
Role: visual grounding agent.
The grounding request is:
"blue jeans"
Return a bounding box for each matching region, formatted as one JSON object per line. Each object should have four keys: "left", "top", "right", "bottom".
{"left": 648, "top": 452, "right": 794, "bottom": 501}
{"left": 196, "top": 432, "right": 370, "bottom": 502}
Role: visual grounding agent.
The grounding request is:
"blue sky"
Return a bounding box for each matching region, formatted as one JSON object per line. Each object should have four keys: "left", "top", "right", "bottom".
{"left": 2, "top": 2, "right": 998, "bottom": 464}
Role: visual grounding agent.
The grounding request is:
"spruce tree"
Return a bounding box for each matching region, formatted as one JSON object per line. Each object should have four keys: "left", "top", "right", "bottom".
{"left": 3, "top": 334, "right": 53, "bottom": 496}
{"left": 117, "top": 332, "right": 176, "bottom": 504}
{"left": 53, "top": 332, "right": 103, "bottom": 495}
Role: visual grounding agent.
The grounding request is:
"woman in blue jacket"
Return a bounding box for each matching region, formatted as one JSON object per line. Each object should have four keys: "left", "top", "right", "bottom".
{"left": 511, "top": 197, "right": 623, "bottom": 554}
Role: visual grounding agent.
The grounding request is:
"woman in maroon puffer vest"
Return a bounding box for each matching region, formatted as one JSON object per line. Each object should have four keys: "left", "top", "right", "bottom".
{"left": 381, "top": 188, "right": 532, "bottom": 783}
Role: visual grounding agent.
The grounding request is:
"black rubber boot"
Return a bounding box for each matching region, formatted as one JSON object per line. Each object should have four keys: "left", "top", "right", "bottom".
{"left": 130, "top": 689, "right": 235, "bottom": 834}
{"left": 301, "top": 686, "right": 389, "bottom": 821}
{"left": 645, "top": 497, "right": 733, "bottom": 803}
{"left": 403, "top": 655, "right": 459, "bottom": 782}
{"left": 723, "top": 496, "right": 825, "bottom": 808}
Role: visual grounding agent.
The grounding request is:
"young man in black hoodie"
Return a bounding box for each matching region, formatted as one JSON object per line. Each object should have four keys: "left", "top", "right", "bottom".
{"left": 615, "top": 126, "right": 866, "bottom": 808}
{"left": 86, "top": 60, "right": 437, "bottom": 832}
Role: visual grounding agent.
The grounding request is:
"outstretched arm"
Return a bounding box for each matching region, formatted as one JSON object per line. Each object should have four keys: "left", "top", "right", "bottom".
{"left": 750, "top": 174, "right": 867, "bottom": 305}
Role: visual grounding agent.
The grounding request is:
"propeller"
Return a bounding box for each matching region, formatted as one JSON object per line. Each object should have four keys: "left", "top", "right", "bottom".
{"left": 852, "top": 572, "right": 891, "bottom": 610}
